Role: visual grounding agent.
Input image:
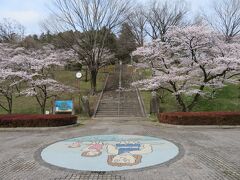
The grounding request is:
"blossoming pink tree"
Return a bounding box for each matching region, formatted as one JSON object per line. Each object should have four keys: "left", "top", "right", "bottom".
{"left": 21, "top": 79, "right": 75, "bottom": 114}
{"left": 0, "top": 69, "right": 31, "bottom": 114}
{"left": 0, "top": 43, "right": 77, "bottom": 114}
{"left": 133, "top": 25, "right": 240, "bottom": 112}
{"left": 18, "top": 45, "right": 77, "bottom": 114}
{"left": 0, "top": 43, "right": 32, "bottom": 114}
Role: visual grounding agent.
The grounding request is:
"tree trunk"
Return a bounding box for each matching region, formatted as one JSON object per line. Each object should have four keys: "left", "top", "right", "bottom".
{"left": 40, "top": 106, "right": 45, "bottom": 114}
{"left": 187, "top": 93, "right": 201, "bottom": 112}
{"left": 175, "top": 94, "right": 187, "bottom": 112}
{"left": 41, "top": 97, "right": 47, "bottom": 114}
{"left": 7, "top": 97, "right": 13, "bottom": 114}
{"left": 40, "top": 100, "right": 46, "bottom": 114}
{"left": 187, "top": 85, "right": 205, "bottom": 111}
{"left": 90, "top": 70, "right": 98, "bottom": 94}
{"left": 36, "top": 96, "right": 47, "bottom": 114}
{"left": 0, "top": 95, "right": 12, "bottom": 114}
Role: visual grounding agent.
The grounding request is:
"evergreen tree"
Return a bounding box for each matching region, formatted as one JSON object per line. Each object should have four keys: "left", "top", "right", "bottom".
{"left": 116, "top": 23, "right": 137, "bottom": 63}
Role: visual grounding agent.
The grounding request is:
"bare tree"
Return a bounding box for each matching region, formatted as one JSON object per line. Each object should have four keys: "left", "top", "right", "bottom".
{"left": 42, "top": 0, "right": 131, "bottom": 94}
{"left": 145, "top": 0, "right": 188, "bottom": 41}
{"left": 206, "top": 0, "right": 240, "bottom": 42}
{"left": 0, "top": 18, "right": 25, "bottom": 43}
{"left": 128, "top": 6, "right": 147, "bottom": 46}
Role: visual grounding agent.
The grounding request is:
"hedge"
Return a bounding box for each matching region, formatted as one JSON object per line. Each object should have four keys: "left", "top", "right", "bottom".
{"left": 158, "top": 112, "right": 240, "bottom": 125}
{"left": 0, "top": 114, "right": 77, "bottom": 127}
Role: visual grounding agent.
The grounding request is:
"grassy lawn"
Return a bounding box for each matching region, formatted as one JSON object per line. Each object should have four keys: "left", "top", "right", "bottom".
{"left": 141, "top": 84, "right": 240, "bottom": 114}
{"left": 193, "top": 84, "right": 240, "bottom": 112}
{"left": 136, "top": 68, "right": 240, "bottom": 113}
{"left": 2, "top": 64, "right": 239, "bottom": 115}
{"left": 0, "top": 67, "right": 110, "bottom": 115}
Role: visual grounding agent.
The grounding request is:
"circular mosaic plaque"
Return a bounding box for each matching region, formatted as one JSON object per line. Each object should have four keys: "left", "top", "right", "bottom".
{"left": 41, "top": 135, "right": 179, "bottom": 171}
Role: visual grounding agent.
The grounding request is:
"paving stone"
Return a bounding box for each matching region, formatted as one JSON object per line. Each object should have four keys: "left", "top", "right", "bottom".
{"left": 0, "top": 119, "right": 240, "bottom": 180}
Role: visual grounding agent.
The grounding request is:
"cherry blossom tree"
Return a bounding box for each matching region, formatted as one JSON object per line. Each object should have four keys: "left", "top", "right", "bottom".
{"left": 21, "top": 79, "right": 75, "bottom": 114}
{"left": 16, "top": 45, "right": 77, "bottom": 114}
{"left": 0, "top": 43, "right": 32, "bottom": 114}
{"left": 0, "top": 69, "right": 30, "bottom": 114}
{"left": 133, "top": 25, "right": 240, "bottom": 112}
{"left": 0, "top": 43, "right": 77, "bottom": 114}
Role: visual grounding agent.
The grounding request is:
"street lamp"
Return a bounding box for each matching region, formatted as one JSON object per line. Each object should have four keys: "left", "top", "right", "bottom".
{"left": 76, "top": 71, "right": 83, "bottom": 92}
{"left": 76, "top": 72, "right": 83, "bottom": 79}
{"left": 76, "top": 71, "right": 83, "bottom": 114}
{"left": 130, "top": 53, "right": 133, "bottom": 65}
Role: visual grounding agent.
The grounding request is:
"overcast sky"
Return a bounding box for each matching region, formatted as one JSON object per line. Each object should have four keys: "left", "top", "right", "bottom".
{"left": 0, "top": 0, "right": 214, "bottom": 35}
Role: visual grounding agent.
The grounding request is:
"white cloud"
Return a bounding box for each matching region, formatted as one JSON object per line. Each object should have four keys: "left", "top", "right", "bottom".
{"left": 0, "top": 10, "right": 47, "bottom": 34}
{"left": 0, "top": 0, "right": 216, "bottom": 34}
{"left": 0, "top": 10, "right": 43, "bottom": 24}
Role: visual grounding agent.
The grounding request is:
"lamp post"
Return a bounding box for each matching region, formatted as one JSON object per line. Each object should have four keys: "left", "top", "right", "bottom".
{"left": 76, "top": 71, "right": 83, "bottom": 90}
{"left": 76, "top": 72, "right": 83, "bottom": 114}
{"left": 130, "top": 53, "right": 133, "bottom": 65}
{"left": 119, "top": 61, "right": 122, "bottom": 90}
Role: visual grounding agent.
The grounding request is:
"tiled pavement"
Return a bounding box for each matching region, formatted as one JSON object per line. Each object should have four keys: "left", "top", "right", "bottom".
{"left": 0, "top": 119, "right": 240, "bottom": 180}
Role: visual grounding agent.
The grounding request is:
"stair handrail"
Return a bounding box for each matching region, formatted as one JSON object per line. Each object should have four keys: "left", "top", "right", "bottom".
{"left": 93, "top": 73, "right": 109, "bottom": 118}
{"left": 136, "top": 87, "right": 147, "bottom": 117}
{"left": 131, "top": 65, "right": 147, "bottom": 117}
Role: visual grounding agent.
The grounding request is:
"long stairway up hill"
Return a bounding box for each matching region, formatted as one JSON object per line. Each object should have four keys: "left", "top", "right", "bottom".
{"left": 94, "top": 64, "right": 146, "bottom": 118}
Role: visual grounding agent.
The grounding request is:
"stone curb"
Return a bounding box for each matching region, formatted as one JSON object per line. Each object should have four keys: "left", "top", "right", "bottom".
{"left": 0, "top": 123, "right": 81, "bottom": 132}
{"left": 158, "top": 123, "right": 240, "bottom": 129}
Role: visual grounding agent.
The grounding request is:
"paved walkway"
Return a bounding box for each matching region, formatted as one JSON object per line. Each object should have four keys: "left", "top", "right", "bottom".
{"left": 0, "top": 118, "right": 240, "bottom": 180}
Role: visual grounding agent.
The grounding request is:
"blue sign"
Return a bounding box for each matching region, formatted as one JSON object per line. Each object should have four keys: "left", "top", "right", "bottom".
{"left": 55, "top": 100, "right": 73, "bottom": 112}
{"left": 41, "top": 135, "right": 179, "bottom": 171}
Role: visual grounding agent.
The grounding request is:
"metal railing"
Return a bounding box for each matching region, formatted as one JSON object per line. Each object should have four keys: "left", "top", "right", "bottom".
{"left": 92, "top": 73, "right": 109, "bottom": 118}
{"left": 136, "top": 87, "right": 147, "bottom": 117}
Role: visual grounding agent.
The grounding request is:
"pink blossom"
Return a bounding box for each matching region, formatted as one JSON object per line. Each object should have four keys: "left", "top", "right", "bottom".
{"left": 133, "top": 25, "right": 240, "bottom": 111}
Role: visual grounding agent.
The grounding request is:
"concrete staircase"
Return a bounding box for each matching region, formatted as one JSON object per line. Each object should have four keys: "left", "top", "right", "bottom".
{"left": 94, "top": 64, "right": 146, "bottom": 119}
{"left": 95, "top": 90, "right": 144, "bottom": 118}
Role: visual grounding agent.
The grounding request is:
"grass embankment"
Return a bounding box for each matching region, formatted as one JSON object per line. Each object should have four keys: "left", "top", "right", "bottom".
{"left": 135, "top": 68, "right": 240, "bottom": 113}
{"left": 141, "top": 85, "right": 240, "bottom": 113}
{"left": 0, "top": 66, "right": 114, "bottom": 115}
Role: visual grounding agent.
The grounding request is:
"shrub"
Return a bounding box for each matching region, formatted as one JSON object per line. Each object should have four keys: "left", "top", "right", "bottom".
{"left": 158, "top": 112, "right": 240, "bottom": 125}
{"left": 0, "top": 114, "right": 77, "bottom": 127}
